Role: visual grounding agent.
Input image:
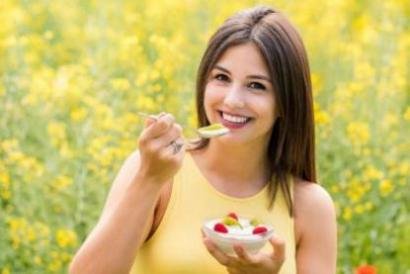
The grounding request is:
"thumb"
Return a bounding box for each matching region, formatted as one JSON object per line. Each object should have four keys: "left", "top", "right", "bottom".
{"left": 269, "top": 236, "right": 286, "bottom": 261}
{"left": 145, "top": 118, "right": 156, "bottom": 128}
{"left": 144, "top": 112, "right": 165, "bottom": 127}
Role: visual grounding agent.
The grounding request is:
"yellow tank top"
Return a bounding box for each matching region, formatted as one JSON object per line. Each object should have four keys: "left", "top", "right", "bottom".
{"left": 130, "top": 152, "right": 296, "bottom": 274}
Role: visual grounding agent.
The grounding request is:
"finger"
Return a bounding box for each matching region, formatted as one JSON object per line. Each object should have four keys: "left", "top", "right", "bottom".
{"left": 140, "top": 125, "right": 183, "bottom": 158}
{"left": 144, "top": 117, "right": 156, "bottom": 127}
{"left": 161, "top": 140, "right": 184, "bottom": 157}
{"left": 143, "top": 111, "right": 166, "bottom": 126}
{"left": 142, "top": 111, "right": 166, "bottom": 127}
{"left": 140, "top": 114, "right": 175, "bottom": 141}
{"left": 269, "top": 236, "right": 286, "bottom": 261}
{"left": 233, "top": 244, "right": 253, "bottom": 262}
{"left": 203, "top": 238, "right": 233, "bottom": 267}
{"left": 227, "top": 268, "right": 240, "bottom": 274}
{"left": 156, "top": 126, "right": 183, "bottom": 152}
{"left": 145, "top": 113, "right": 175, "bottom": 138}
{"left": 172, "top": 137, "right": 185, "bottom": 155}
{"left": 157, "top": 111, "right": 167, "bottom": 118}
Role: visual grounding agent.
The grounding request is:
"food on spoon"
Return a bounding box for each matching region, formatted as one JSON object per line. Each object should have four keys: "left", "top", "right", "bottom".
{"left": 197, "top": 123, "right": 229, "bottom": 138}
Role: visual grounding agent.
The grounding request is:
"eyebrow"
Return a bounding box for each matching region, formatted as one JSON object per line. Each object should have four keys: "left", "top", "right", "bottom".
{"left": 213, "top": 65, "right": 272, "bottom": 83}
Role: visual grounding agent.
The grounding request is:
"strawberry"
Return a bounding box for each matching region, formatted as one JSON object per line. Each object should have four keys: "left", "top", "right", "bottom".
{"left": 214, "top": 223, "right": 228, "bottom": 233}
{"left": 252, "top": 226, "right": 268, "bottom": 235}
{"left": 227, "top": 212, "right": 238, "bottom": 221}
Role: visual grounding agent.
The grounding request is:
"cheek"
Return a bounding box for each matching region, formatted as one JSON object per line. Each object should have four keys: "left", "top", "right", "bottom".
{"left": 255, "top": 97, "right": 276, "bottom": 122}
{"left": 204, "top": 85, "right": 224, "bottom": 106}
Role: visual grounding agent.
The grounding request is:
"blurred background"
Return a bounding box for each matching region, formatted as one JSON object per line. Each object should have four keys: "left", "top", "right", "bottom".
{"left": 0, "top": 0, "right": 409, "bottom": 273}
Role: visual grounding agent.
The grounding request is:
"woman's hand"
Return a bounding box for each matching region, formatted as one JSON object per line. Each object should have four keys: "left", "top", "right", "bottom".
{"left": 203, "top": 233, "right": 285, "bottom": 274}
{"left": 137, "top": 112, "right": 185, "bottom": 186}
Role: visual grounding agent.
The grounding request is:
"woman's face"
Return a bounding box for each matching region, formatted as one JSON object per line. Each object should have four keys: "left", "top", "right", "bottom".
{"left": 204, "top": 42, "right": 277, "bottom": 146}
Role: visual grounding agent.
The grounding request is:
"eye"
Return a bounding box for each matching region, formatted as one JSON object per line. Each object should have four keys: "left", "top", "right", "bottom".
{"left": 214, "top": 73, "right": 230, "bottom": 82}
{"left": 248, "top": 82, "right": 266, "bottom": 90}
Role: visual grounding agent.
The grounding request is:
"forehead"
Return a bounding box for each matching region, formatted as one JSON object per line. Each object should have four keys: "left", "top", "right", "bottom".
{"left": 213, "top": 42, "right": 270, "bottom": 76}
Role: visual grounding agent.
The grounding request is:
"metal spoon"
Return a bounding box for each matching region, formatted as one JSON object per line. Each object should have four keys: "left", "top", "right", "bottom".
{"left": 137, "top": 112, "right": 229, "bottom": 139}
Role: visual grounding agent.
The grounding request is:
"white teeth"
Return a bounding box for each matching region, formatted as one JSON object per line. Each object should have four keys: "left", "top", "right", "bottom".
{"left": 222, "top": 112, "right": 249, "bottom": 124}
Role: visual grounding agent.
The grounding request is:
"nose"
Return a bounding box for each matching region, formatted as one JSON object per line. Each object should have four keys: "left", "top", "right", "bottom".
{"left": 224, "top": 84, "right": 245, "bottom": 108}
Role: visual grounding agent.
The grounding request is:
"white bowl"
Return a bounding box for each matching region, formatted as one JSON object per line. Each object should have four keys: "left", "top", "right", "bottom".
{"left": 202, "top": 218, "right": 274, "bottom": 255}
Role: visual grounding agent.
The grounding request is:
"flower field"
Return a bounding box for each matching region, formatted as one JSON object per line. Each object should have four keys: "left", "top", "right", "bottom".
{"left": 0, "top": 0, "right": 409, "bottom": 273}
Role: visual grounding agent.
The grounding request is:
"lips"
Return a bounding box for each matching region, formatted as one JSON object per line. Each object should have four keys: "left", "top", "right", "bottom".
{"left": 218, "top": 111, "right": 252, "bottom": 129}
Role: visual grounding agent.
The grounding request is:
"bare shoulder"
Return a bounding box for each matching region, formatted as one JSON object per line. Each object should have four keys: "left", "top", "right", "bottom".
{"left": 293, "top": 179, "right": 337, "bottom": 273}
{"left": 294, "top": 180, "right": 334, "bottom": 215}
{"left": 294, "top": 179, "right": 336, "bottom": 242}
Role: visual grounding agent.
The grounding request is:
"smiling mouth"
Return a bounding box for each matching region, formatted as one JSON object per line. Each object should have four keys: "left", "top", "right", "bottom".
{"left": 218, "top": 111, "right": 253, "bottom": 128}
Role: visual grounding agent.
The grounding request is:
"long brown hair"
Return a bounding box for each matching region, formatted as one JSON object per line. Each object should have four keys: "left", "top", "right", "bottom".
{"left": 193, "top": 6, "right": 316, "bottom": 216}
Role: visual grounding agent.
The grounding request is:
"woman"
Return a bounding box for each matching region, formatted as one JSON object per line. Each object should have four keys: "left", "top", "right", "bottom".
{"left": 70, "top": 5, "right": 337, "bottom": 274}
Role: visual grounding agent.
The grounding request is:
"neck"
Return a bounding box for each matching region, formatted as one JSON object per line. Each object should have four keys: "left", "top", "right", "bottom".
{"left": 201, "top": 138, "right": 271, "bottom": 192}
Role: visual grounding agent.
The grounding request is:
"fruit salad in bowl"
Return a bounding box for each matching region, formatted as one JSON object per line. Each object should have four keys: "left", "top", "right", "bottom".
{"left": 202, "top": 212, "right": 274, "bottom": 255}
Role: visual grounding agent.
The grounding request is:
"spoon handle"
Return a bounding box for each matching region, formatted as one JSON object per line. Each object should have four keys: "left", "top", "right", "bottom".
{"left": 137, "top": 111, "right": 228, "bottom": 139}
{"left": 137, "top": 112, "right": 159, "bottom": 121}
{"left": 138, "top": 111, "right": 194, "bottom": 132}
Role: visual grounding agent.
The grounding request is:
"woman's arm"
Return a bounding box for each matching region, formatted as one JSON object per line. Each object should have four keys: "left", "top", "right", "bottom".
{"left": 294, "top": 181, "right": 337, "bottom": 274}
{"left": 69, "top": 113, "right": 184, "bottom": 274}
{"left": 69, "top": 151, "right": 165, "bottom": 274}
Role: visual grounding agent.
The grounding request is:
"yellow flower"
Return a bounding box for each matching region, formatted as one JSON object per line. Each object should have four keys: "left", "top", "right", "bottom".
{"left": 59, "top": 141, "right": 73, "bottom": 159}
{"left": 1, "top": 190, "right": 11, "bottom": 200}
{"left": 398, "top": 162, "right": 409, "bottom": 177}
{"left": 111, "top": 78, "right": 130, "bottom": 91}
{"left": 347, "top": 179, "right": 370, "bottom": 203}
{"left": 33, "top": 256, "right": 42, "bottom": 265}
{"left": 43, "top": 30, "right": 54, "bottom": 40}
{"left": 354, "top": 61, "right": 375, "bottom": 83}
{"left": 311, "top": 72, "right": 323, "bottom": 95}
{"left": 35, "top": 222, "right": 50, "bottom": 238}
{"left": 314, "top": 103, "right": 330, "bottom": 126}
{"left": 365, "top": 201, "right": 374, "bottom": 211}
{"left": 47, "top": 121, "right": 67, "bottom": 147}
{"left": 379, "top": 179, "right": 393, "bottom": 196}
{"left": 354, "top": 204, "right": 365, "bottom": 214}
{"left": 47, "top": 261, "right": 62, "bottom": 272}
{"left": 382, "top": 113, "right": 398, "bottom": 129}
{"left": 0, "top": 172, "right": 10, "bottom": 188}
{"left": 1, "top": 266, "right": 11, "bottom": 274}
{"left": 363, "top": 165, "right": 383, "bottom": 180}
{"left": 347, "top": 121, "right": 370, "bottom": 146}
{"left": 343, "top": 207, "right": 352, "bottom": 221}
{"left": 61, "top": 251, "right": 72, "bottom": 263}
{"left": 70, "top": 107, "right": 88, "bottom": 122}
{"left": 19, "top": 156, "right": 44, "bottom": 177}
{"left": 56, "top": 229, "right": 77, "bottom": 248}
{"left": 53, "top": 175, "right": 73, "bottom": 191}
{"left": 331, "top": 185, "right": 340, "bottom": 193}
{"left": 1, "top": 139, "right": 19, "bottom": 154}
{"left": 404, "top": 106, "right": 410, "bottom": 121}
{"left": 137, "top": 96, "right": 157, "bottom": 112}
{"left": 135, "top": 72, "right": 148, "bottom": 87}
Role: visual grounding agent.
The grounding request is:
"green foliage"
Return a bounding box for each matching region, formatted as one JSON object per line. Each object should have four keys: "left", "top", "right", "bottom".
{"left": 0, "top": 0, "right": 409, "bottom": 273}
